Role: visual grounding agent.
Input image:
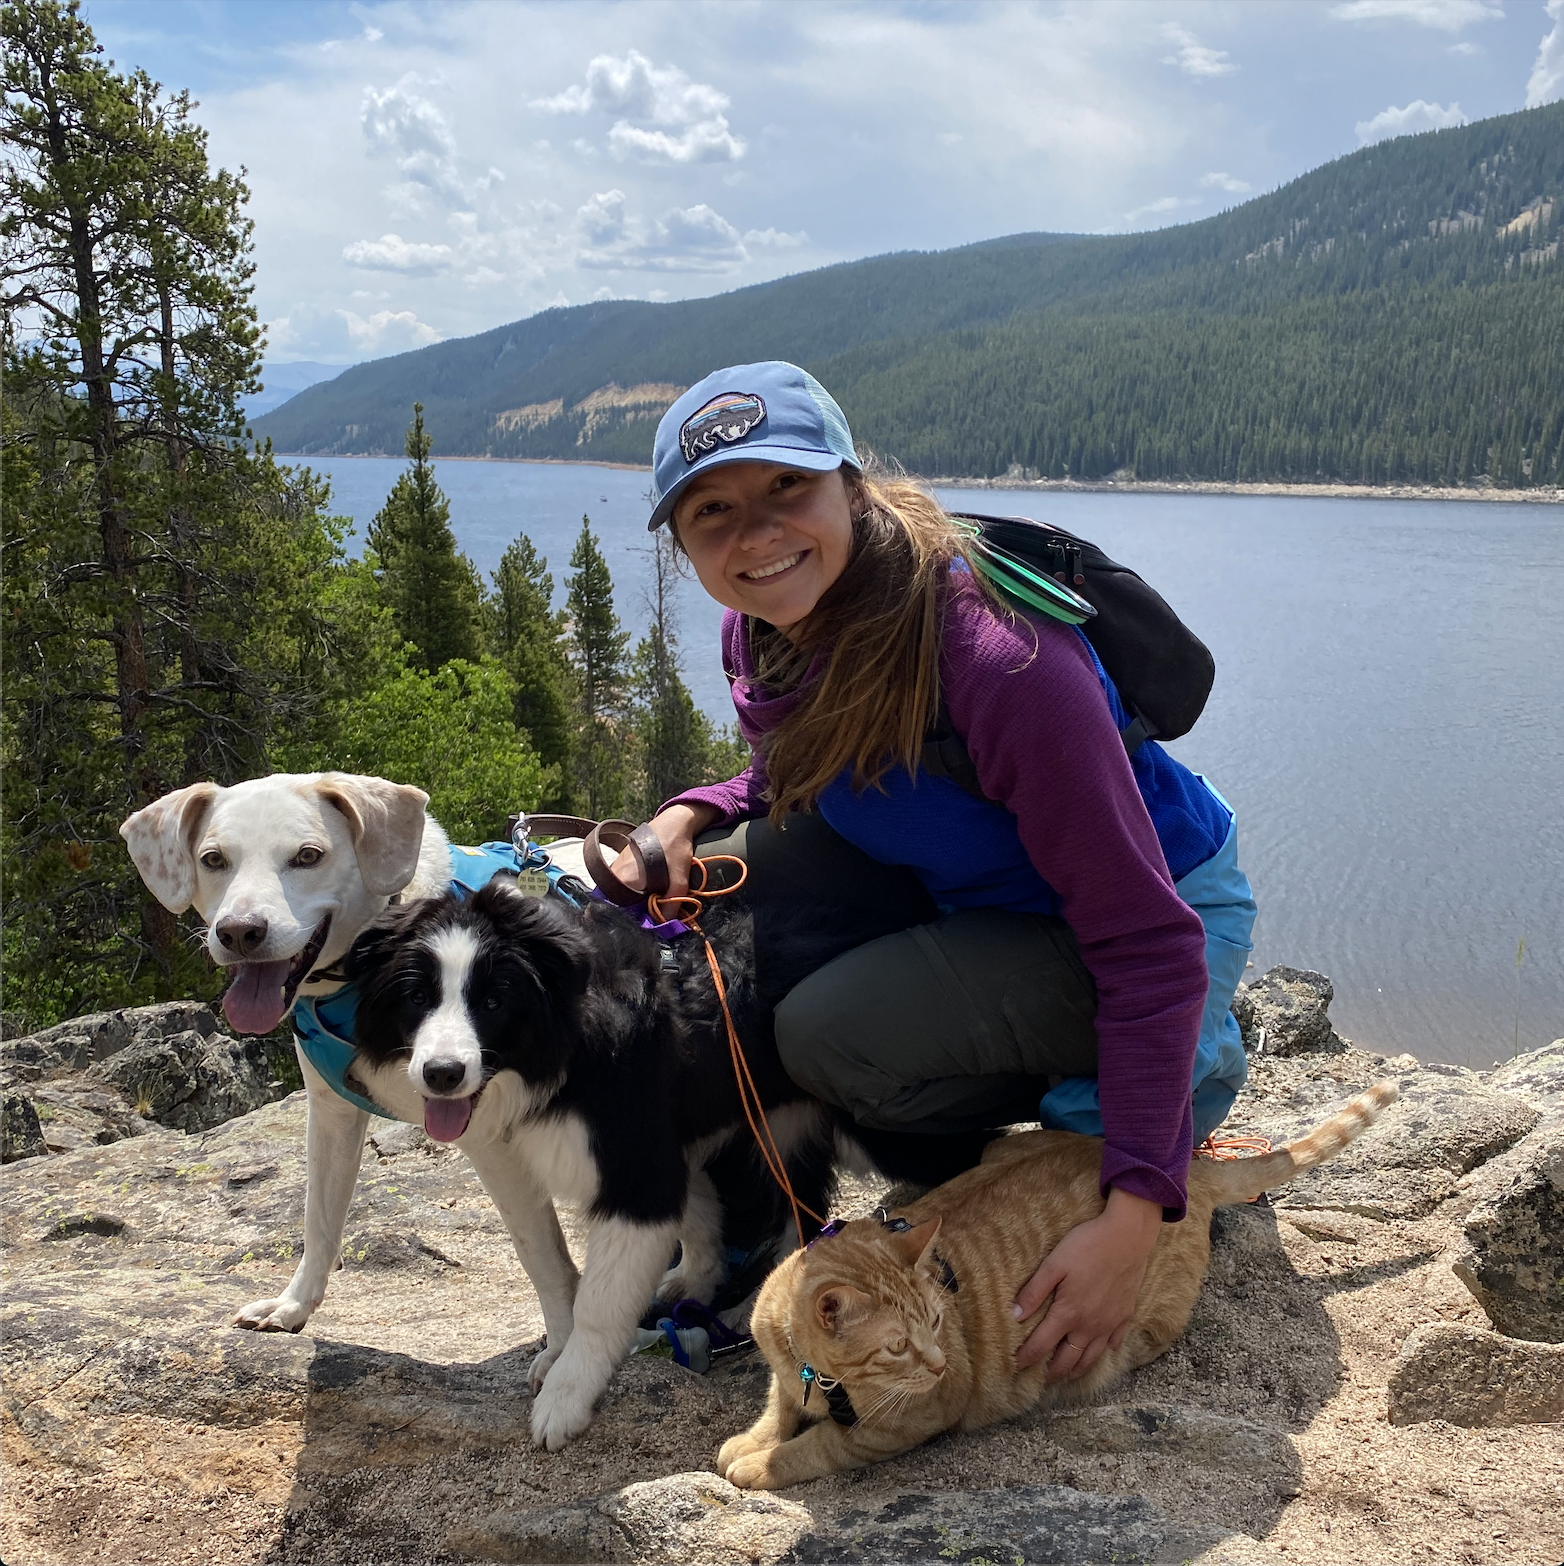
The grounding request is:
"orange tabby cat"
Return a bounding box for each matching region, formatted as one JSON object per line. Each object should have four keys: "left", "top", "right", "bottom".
{"left": 717, "top": 1081, "right": 1397, "bottom": 1489}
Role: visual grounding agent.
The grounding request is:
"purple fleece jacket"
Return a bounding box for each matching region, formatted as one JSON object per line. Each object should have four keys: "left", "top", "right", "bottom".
{"left": 667, "top": 577, "right": 1209, "bottom": 1215}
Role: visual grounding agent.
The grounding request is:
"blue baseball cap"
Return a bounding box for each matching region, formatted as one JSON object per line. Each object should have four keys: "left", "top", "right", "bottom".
{"left": 647, "top": 360, "right": 860, "bottom": 531}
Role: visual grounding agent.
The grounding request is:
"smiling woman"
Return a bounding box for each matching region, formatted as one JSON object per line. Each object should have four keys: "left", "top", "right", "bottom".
{"left": 613, "top": 359, "right": 1257, "bottom": 1389}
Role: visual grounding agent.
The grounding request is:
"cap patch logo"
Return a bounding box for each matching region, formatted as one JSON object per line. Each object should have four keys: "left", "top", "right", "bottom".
{"left": 679, "top": 392, "right": 766, "bottom": 465}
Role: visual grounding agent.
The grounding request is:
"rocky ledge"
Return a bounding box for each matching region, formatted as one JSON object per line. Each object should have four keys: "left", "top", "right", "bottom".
{"left": 2, "top": 972, "right": 1562, "bottom": 1565}
{"left": 2, "top": 1001, "right": 290, "bottom": 1161}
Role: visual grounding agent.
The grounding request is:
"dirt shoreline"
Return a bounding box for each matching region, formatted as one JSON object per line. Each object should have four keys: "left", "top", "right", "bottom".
{"left": 278, "top": 453, "right": 1563, "bottom": 503}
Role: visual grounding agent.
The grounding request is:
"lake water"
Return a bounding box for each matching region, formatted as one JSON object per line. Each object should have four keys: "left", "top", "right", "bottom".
{"left": 302, "top": 455, "right": 1563, "bottom": 1073}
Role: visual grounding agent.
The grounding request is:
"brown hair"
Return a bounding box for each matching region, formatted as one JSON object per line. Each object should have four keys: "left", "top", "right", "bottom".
{"left": 745, "top": 467, "right": 996, "bottom": 822}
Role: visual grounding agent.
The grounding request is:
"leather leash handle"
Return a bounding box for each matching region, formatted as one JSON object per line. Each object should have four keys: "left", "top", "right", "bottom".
{"left": 582, "top": 819, "right": 670, "bottom": 906}
{"left": 521, "top": 813, "right": 601, "bottom": 839}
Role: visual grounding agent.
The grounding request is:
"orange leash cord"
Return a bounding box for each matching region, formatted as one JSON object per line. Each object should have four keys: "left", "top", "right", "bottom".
{"left": 1194, "top": 1132, "right": 1275, "bottom": 1203}
{"left": 649, "top": 857, "right": 827, "bottom": 1251}
{"left": 1195, "top": 1133, "right": 1274, "bottom": 1160}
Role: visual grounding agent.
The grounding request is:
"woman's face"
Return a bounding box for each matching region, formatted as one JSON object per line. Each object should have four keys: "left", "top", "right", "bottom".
{"left": 672, "top": 462, "right": 854, "bottom": 636}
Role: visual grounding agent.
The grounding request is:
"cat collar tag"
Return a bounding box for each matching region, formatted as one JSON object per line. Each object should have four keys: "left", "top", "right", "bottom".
{"left": 798, "top": 1363, "right": 817, "bottom": 1406}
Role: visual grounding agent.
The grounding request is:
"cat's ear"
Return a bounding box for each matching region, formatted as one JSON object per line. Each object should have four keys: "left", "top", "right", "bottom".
{"left": 889, "top": 1216, "right": 942, "bottom": 1267}
{"left": 815, "top": 1284, "right": 871, "bottom": 1334}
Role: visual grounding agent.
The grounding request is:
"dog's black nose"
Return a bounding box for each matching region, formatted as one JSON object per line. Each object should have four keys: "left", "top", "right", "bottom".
{"left": 422, "top": 1058, "right": 467, "bottom": 1095}
{"left": 216, "top": 914, "right": 269, "bottom": 954}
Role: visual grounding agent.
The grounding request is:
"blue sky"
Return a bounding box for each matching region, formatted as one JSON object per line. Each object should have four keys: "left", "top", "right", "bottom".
{"left": 89, "top": 0, "right": 1564, "bottom": 364}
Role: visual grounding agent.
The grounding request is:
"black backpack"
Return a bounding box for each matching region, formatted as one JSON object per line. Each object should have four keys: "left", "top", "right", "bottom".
{"left": 921, "top": 512, "right": 1215, "bottom": 799}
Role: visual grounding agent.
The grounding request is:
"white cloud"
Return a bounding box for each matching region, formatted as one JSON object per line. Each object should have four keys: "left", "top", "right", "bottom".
{"left": 1329, "top": 0, "right": 1502, "bottom": 30}
{"left": 533, "top": 50, "right": 745, "bottom": 164}
{"left": 1124, "top": 194, "right": 1202, "bottom": 225}
{"left": 1355, "top": 98, "right": 1469, "bottom": 143}
{"left": 341, "top": 232, "right": 457, "bottom": 273}
{"left": 335, "top": 308, "right": 443, "bottom": 351}
{"left": 743, "top": 227, "right": 808, "bottom": 248}
{"left": 574, "top": 188, "right": 754, "bottom": 272}
{"left": 1200, "top": 171, "right": 1252, "bottom": 193}
{"left": 607, "top": 118, "right": 745, "bottom": 163}
{"left": 1161, "top": 24, "right": 1238, "bottom": 77}
{"left": 1448, "top": 39, "right": 1482, "bottom": 53}
{"left": 1527, "top": 0, "right": 1564, "bottom": 106}
{"left": 266, "top": 314, "right": 299, "bottom": 350}
{"left": 362, "top": 77, "right": 463, "bottom": 201}
{"left": 532, "top": 50, "right": 724, "bottom": 122}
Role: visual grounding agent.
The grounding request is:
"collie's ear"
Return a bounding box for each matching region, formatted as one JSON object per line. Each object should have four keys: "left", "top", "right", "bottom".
{"left": 315, "top": 774, "right": 429, "bottom": 896}
{"left": 343, "top": 895, "right": 443, "bottom": 983}
{"left": 815, "top": 1284, "right": 871, "bottom": 1334}
{"left": 474, "top": 882, "right": 594, "bottom": 998}
{"left": 119, "top": 782, "right": 220, "bottom": 912}
{"left": 889, "top": 1216, "right": 941, "bottom": 1268}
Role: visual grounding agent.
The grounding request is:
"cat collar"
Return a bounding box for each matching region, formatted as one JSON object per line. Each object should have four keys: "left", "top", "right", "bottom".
{"left": 806, "top": 1212, "right": 959, "bottom": 1292}
{"left": 788, "top": 1331, "right": 859, "bottom": 1428}
{"left": 878, "top": 1211, "right": 961, "bottom": 1294}
{"left": 796, "top": 1361, "right": 859, "bottom": 1428}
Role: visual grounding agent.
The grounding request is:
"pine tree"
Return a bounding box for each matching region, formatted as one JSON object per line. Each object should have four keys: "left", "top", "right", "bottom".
{"left": 0, "top": 0, "right": 348, "bottom": 1014}
{"left": 487, "top": 533, "right": 574, "bottom": 811}
{"left": 627, "top": 532, "right": 705, "bottom": 817}
{"left": 564, "top": 517, "right": 629, "bottom": 818}
{"left": 366, "top": 404, "right": 483, "bottom": 672}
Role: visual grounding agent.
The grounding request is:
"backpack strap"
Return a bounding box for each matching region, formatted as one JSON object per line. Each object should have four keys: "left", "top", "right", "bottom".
{"left": 1118, "top": 711, "right": 1159, "bottom": 757}
{"left": 920, "top": 701, "right": 986, "bottom": 801}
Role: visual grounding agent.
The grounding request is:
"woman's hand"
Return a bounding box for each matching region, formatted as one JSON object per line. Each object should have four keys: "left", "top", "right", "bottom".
{"left": 1013, "top": 1187, "right": 1163, "bottom": 1381}
{"left": 608, "top": 802, "right": 721, "bottom": 899}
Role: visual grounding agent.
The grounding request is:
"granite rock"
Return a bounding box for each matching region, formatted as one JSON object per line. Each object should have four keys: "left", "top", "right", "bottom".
{"left": 88, "top": 1027, "right": 279, "bottom": 1134}
{"left": 1452, "top": 1125, "right": 1564, "bottom": 1341}
{"left": 450, "top": 1475, "right": 1206, "bottom": 1566}
{"left": 1, "top": 1095, "right": 48, "bottom": 1163}
{"left": 1231, "top": 967, "right": 1343, "bottom": 1057}
{"left": 1226, "top": 1050, "right": 1539, "bottom": 1219}
{"left": 0, "top": 1001, "right": 220, "bottom": 1083}
{"left": 5, "top": 1013, "right": 1560, "bottom": 1565}
{"left": 1485, "top": 1038, "right": 1564, "bottom": 1123}
{"left": 783, "top": 1484, "right": 1168, "bottom": 1564}
{"left": 1387, "top": 1322, "right": 1564, "bottom": 1427}
{"left": 1, "top": 1002, "right": 283, "bottom": 1152}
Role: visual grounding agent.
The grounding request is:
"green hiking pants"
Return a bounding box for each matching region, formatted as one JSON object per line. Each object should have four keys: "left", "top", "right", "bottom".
{"left": 694, "top": 812, "right": 1099, "bottom": 1134}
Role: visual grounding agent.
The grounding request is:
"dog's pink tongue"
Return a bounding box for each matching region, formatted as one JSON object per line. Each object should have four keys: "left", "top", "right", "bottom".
{"left": 222, "top": 960, "right": 293, "bottom": 1035}
{"left": 424, "top": 1096, "right": 474, "bottom": 1142}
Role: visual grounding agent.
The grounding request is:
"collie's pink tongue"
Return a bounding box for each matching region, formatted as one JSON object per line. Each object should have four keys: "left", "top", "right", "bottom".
{"left": 222, "top": 960, "right": 293, "bottom": 1035}
{"left": 424, "top": 1096, "right": 474, "bottom": 1142}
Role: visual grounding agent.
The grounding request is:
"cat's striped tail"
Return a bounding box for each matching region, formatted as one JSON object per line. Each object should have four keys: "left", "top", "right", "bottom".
{"left": 1200, "top": 1080, "right": 1400, "bottom": 1207}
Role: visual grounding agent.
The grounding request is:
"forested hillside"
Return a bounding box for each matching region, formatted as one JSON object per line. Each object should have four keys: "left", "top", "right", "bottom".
{"left": 257, "top": 102, "right": 1564, "bottom": 487}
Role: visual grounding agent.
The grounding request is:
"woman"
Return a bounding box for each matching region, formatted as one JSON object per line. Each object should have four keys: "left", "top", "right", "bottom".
{"left": 617, "top": 360, "right": 1255, "bottom": 1386}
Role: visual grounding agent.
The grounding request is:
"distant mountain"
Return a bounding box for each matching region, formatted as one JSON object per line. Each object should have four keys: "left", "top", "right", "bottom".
{"left": 255, "top": 103, "right": 1564, "bottom": 488}
{"left": 246, "top": 360, "right": 358, "bottom": 418}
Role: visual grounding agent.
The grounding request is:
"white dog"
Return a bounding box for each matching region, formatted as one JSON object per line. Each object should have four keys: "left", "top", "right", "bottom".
{"left": 119, "top": 774, "right": 609, "bottom": 1447}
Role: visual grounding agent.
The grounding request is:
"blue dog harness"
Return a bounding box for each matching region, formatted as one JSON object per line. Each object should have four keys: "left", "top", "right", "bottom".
{"left": 292, "top": 839, "right": 585, "bottom": 1118}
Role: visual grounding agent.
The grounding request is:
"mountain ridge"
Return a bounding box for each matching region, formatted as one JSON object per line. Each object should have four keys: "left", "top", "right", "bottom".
{"left": 255, "top": 102, "right": 1564, "bottom": 487}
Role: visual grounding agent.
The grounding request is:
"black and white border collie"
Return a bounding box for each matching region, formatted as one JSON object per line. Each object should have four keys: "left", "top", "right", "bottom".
{"left": 345, "top": 878, "right": 843, "bottom": 1452}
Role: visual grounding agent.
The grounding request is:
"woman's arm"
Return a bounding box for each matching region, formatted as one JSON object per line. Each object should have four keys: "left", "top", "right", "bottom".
{"left": 941, "top": 585, "right": 1208, "bottom": 1215}
{"left": 938, "top": 584, "right": 1208, "bottom": 1373}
